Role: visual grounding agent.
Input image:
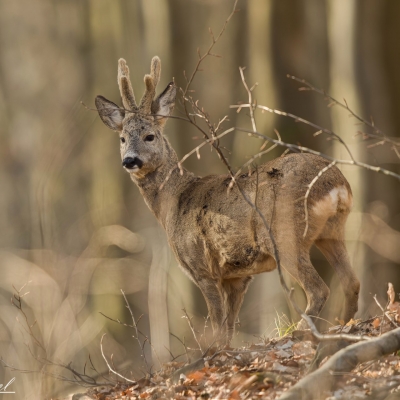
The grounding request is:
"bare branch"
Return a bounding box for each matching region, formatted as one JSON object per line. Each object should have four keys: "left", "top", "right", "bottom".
{"left": 373, "top": 294, "right": 399, "bottom": 328}
{"left": 234, "top": 126, "right": 400, "bottom": 182}
{"left": 182, "top": 309, "right": 204, "bottom": 353}
{"left": 183, "top": 0, "right": 239, "bottom": 95}
{"left": 100, "top": 334, "right": 137, "bottom": 384}
{"left": 239, "top": 66, "right": 257, "bottom": 133}
{"left": 302, "top": 161, "right": 337, "bottom": 238}
{"left": 287, "top": 75, "right": 400, "bottom": 157}
{"left": 232, "top": 130, "right": 280, "bottom": 183}
{"left": 278, "top": 327, "right": 400, "bottom": 400}
{"left": 121, "top": 289, "right": 151, "bottom": 373}
{"left": 231, "top": 103, "right": 355, "bottom": 161}
{"left": 170, "top": 332, "right": 190, "bottom": 364}
{"left": 288, "top": 289, "right": 370, "bottom": 343}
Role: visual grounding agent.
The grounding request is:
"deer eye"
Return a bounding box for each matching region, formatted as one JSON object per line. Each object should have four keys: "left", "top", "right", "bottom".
{"left": 120, "top": 137, "right": 125, "bottom": 143}
{"left": 145, "top": 134, "right": 155, "bottom": 142}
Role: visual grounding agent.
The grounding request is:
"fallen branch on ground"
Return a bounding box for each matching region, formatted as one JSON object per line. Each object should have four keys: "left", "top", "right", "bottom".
{"left": 278, "top": 326, "right": 400, "bottom": 400}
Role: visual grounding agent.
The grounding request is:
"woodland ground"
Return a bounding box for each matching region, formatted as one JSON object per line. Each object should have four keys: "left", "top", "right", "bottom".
{"left": 65, "top": 310, "right": 400, "bottom": 400}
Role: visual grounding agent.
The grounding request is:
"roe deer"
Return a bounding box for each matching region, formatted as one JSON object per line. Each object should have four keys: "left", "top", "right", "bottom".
{"left": 95, "top": 56, "right": 360, "bottom": 341}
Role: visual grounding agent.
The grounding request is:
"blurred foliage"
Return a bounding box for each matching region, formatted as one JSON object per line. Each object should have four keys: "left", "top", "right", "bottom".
{"left": 0, "top": 0, "right": 400, "bottom": 398}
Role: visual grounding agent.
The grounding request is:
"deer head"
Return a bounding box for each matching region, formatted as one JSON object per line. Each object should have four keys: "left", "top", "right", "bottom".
{"left": 95, "top": 57, "right": 176, "bottom": 178}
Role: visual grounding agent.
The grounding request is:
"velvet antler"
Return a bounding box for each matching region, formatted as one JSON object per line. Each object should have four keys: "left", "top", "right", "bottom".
{"left": 118, "top": 58, "right": 137, "bottom": 110}
{"left": 139, "top": 56, "right": 161, "bottom": 113}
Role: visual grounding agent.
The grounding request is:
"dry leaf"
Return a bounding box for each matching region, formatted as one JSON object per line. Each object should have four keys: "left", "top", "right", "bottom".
{"left": 345, "top": 318, "right": 361, "bottom": 326}
{"left": 335, "top": 317, "right": 345, "bottom": 326}
{"left": 388, "top": 282, "right": 396, "bottom": 305}
{"left": 229, "top": 390, "right": 241, "bottom": 400}
{"left": 187, "top": 370, "right": 205, "bottom": 382}
{"left": 372, "top": 318, "right": 381, "bottom": 328}
{"left": 388, "top": 302, "right": 400, "bottom": 315}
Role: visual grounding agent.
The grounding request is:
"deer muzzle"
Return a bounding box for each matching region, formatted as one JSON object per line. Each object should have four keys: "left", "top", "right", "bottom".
{"left": 122, "top": 157, "right": 143, "bottom": 170}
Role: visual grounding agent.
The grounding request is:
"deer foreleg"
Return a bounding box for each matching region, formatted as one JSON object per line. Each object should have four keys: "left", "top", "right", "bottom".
{"left": 222, "top": 277, "right": 253, "bottom": 342}
{"left": 197, "top": 279, "right": 226, "bottom": 340}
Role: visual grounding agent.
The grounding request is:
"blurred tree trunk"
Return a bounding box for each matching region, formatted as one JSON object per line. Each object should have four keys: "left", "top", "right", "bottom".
{"left": 356, "top": 0, "right": 400, "bottom": 307}
{"left": 232, "top": 0, "right": 276, "bottom": 162}
{"left": 271, "top": 0, "right": 331, "bottom": 150}
{"left": 327, "top": 0, "right": 366, "bottom": 316}
{"left": 139, "top": 0, "right": 173, "bottom": 364}
{"left": 141, "top": 0, "right": 172, "bottom": 367}
{"left": 235, "top": 0, "right": 282, "bottom": 337}
{"left": 267, "top": 0, "right": 333, "bottom": 326}
{"left": 148, "top": 229, "right": 171, "bottom": 365}
{"left": 88, "top": 0, "right": 174, "bottom": 365}
{"left": 88, "top": 0, "right": 125, "bottom": 228}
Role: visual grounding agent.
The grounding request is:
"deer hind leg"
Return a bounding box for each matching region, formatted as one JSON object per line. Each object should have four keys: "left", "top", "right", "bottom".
{"left": 315, "top": 238, "right": 360, "bottom": 322}
{"left": 281, "top": 249, "right": 330, "bottom": 329}
{"left": 222, "top": 277, "right": 253, "bottom": 342}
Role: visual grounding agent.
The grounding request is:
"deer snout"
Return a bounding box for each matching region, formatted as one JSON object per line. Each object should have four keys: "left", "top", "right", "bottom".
{"left": 122, "top": 157, "right": 143, "bottom": 170}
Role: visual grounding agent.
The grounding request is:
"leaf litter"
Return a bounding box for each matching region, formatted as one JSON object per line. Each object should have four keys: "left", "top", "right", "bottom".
{"left": 78, "top": 284, "right": 400, "bottom": 400}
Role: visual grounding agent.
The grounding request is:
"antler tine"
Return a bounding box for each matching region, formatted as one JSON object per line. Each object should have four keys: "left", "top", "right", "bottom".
{"left": 150, "top": 56, "right": 161, "bottom": 87}
{"left": 139, "top": 56, "right": 161, "bottom": 113}
{"left": 118, "top": 58, "right": 137, "bottom": 110}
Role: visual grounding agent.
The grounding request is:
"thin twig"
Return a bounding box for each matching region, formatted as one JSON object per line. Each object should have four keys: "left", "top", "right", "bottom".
{"left": 182, "top": 309, "right": 204, "bottom": 353}
{"left": 234, "top": 127, "right": 400, "bottom": 182}
{"left": 373, "top": 294, "right": 399, "bottom": 328}
{"left": 7, "top": 284, "right": 115, "bottom": 387}
{"left": 287, "top": 75, "right": 400, "bottom": 157}
{"left": 121, "top": 289, "right": 151, "bottom": 373}
{"left": 170, "top": 332, "right": 190, "bottom": 364}
{"left": 199, "top": 315, "right": 211, "bottom": 349}
{"left": 183, "top": 0, "right": 239, "bottom": 95}
{"left": 11, "top": 282, "right": 45, "bottom": 352}
{"left": 160, "top": 127, "right": 235, "bottom": 190}
{"left": 232, "top": 130, "right": 280, "bottom": 183}
{"left": 231, "top": 103, "right": 355, "bottom": 162}
{"left": 239, "top": 66, "right": 257, "bottom": 133}
{"left": 100, "top": 334, "right": 137, "bottom": 384}
{"left": 302, "top": 161, "right": 337, "bottom": 237}
{"left": 289, "top": 289, "right": 370, "bottom": 342}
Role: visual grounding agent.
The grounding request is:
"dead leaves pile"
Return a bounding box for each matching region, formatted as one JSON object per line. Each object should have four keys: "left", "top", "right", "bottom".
{"left": 83, "top": 283, "right": 400, "bottom": 400}
{"left": 85, "top": 331, "right": 400, "bottom": 400}
{"left": 87, "top": 337, "right": 315, "bottom": 400}
{"left": 85, "top": 332, "right": 400, "bottom": 400}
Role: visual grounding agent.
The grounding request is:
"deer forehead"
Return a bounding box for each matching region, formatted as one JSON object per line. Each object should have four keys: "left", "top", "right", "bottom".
{"left": 123, "top": 117, "right": 155, "bottom": 135}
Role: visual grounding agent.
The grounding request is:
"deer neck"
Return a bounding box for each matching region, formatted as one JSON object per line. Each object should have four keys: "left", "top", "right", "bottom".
{"left": 133, "top": 138, "right": 196, "bottom": 228}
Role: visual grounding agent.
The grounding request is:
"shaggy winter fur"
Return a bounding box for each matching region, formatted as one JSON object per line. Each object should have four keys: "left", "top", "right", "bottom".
{"left": 95, "top": 57, "right": 360, "bottom": 341}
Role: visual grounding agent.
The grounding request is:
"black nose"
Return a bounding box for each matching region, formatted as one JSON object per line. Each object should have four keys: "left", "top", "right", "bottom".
{"left": 122, "top": 157, "right": 143, "bottom": 169}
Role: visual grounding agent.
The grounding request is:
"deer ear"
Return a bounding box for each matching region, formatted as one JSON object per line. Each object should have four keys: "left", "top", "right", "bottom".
{"left": 152, "top": 82, "right": 176, "bottom": 127}
{"left": 95, "top": 95, "right": 125, "bottom": 131}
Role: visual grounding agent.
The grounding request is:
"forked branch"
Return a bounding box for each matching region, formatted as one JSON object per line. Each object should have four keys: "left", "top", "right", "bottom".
{"left": 287, "top": 74, "right": 400, "bottom": 157}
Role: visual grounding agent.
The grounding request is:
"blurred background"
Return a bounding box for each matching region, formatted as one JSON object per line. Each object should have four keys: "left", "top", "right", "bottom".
{"left": 1, "top": 0, "right": 400, "bottom": 398}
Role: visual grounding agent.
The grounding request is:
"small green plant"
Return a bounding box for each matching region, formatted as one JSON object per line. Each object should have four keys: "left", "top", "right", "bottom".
{"left": 273, "top": 312, "right": 297, "bottom": 338}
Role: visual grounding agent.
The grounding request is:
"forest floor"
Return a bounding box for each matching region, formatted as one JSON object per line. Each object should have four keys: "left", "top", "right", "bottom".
{"left": 73, "top": 316, "right": 400, "bottom": 400}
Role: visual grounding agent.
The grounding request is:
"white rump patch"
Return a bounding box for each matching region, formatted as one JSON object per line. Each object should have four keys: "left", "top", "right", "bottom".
{"left": 312, "top": 186, "right": 352, "bottom": 216}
